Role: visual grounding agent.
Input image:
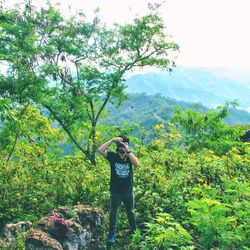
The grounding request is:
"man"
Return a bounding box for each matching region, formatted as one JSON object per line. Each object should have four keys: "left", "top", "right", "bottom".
{"left": 98, "top": 135, "right": 139, "bottom": 245}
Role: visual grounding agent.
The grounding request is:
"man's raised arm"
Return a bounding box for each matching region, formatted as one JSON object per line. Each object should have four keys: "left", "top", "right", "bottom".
{"left": 97, "top": 137, "right": 122, "bottom": 158}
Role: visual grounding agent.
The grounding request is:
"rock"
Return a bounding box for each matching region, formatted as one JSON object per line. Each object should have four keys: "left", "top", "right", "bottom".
{"left": 26, "top": 229, "right": 63, "bottom": 250}
{"left": 72, "top": 205, "right": 104, "bottom": 249}
{"left": 62, "top": 220, "right": 90, "bottom": 250}
{"left": 1, "top": 204, "right": 105, "bottom": 250}
{"left": 3, "top": 221, "right": 32, "bottom": 243}
{"left": 73, "top": 205, "right": 103, "bottom": 233}
{"left": 29, "top": 205, "right": 104, "bottom": 250}
{"left": 0, "top": 238, "right": 7, "bottom": 248}
{"left": 38, "top": 216, "right": 69, "bottom": 238}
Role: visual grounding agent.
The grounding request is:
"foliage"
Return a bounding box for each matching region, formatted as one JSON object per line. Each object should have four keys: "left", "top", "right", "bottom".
{"left": 186, "top": 197, "right": 249, "bottom": 249}
{"left": 130, "top": 213, "right": 193, "bottom": 250}
{"left": 0, "top": 1, "right": 178, "bottom": 164}
{"left": 172, "top": 103, "right": 245, "bottom": 155}
{"left": 104, "top": 93, "right": 250, "bottom": 130}
{"left": 8, "top": 232, "right": 26, "bottom": 250}
{"left": 0, "top": 93, "right": 250, "bottom": 249}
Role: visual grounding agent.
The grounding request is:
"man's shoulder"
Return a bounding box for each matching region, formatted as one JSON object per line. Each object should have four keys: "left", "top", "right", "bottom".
{"left": 107, "top": 151, "right": 117, "bottom": 156}
{"left": 106, "top": 151, "right": 117, "bottom": 160}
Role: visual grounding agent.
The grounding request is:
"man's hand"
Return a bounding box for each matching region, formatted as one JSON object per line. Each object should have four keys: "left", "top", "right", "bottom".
{"left": 98, "top": 138, "right": 121, "bottom": 158}
{"left": 119, "top": 142, "right": 139, "bottom": 167}
{"left": 112, "top": 137, "right": 123, "bottom": 143}
{"left": 120, "top": 142, "right": 130, "bottom": 153}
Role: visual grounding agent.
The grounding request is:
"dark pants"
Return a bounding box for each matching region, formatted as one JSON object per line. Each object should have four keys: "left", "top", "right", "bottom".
{"left": 109, "top": 192, "right": 136, "bottom": 236}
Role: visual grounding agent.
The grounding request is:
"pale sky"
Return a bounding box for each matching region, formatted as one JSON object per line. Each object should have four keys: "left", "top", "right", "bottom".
{"left": 5, "top": 0, "right": 250, "bottom": 69}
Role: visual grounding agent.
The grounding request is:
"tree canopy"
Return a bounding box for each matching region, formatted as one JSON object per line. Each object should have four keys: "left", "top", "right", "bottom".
{"left": 0, "top": 1, "right": 178, "bottom": 163}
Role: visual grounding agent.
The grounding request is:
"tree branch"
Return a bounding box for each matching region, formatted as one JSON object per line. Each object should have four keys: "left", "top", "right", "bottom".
{"left": 44, "top": 104, "right": 88, "bottom": 155}
{"left": 94, "top": 93, "right": 111, "bottom": 124}
{"left": 5, "top": 103, "right": 30, "bottom": 168}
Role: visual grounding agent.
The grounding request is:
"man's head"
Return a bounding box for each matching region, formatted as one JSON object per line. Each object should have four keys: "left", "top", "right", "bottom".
{"left": 118, "top": 134, "right": 129, "bottom": 144}
{"left": 116, "top": 134, "right": 129, "bottom": 154}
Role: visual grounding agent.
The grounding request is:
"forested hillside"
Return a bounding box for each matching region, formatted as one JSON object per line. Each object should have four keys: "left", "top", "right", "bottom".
{"left": 104, "top": 93, "right": 250, "bottom": 129}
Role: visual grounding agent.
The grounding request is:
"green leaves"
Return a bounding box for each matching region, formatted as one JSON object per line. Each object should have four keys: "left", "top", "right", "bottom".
{"left": 172, "top": 104, "right": 245, "bottom": 155}
{"left": 187, "top": 198, "right": 238, "bottom": 248}
{"left": 0, "top": 108, "right": 249, "bottom": 249}
{"left": 0, "top": 1, "right": 179, "bottom": 163}
{"left": 130, "top": 213, "right": 193, "bottom": 249}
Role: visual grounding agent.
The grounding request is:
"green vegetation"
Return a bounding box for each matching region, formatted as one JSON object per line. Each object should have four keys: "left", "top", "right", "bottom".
{"left": 104, "top": 93, "right": 250, "bottom": 129}
{"left": 173, "top": 102, "right": 245, "bottom": 155}
{"left": 0, "top": 98, "right": 249, "bottom": 249}
{"left": 0, "top": 1, "right": 178, "bottom": 165}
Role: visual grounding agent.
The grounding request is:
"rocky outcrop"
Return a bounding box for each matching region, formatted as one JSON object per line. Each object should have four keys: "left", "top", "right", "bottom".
{"left": 0, "top": 238, "right": 7, "bottom": 248}
{"left": 26, "top": 229, "right": 63, "bottom": 250}
{"left": 0, "top": 221, "right": 32, "bottom": 247}
{"left": 0, "top": 205, "right": 105, "bottom": 250}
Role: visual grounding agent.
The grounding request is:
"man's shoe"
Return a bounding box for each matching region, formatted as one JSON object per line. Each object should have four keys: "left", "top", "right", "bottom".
{"left": 107, "top": 235, "right": 115, "bottom": 245}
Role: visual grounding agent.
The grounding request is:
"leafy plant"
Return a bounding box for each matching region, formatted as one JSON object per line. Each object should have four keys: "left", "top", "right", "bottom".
{"left": 130, "top": 213, "right": 193, "bottom": 250}
{"left": 187, "top": 198, "right": 238, "bottom": 249}
{"left": 172, "top": 103, "right": 244, "bottom": 155}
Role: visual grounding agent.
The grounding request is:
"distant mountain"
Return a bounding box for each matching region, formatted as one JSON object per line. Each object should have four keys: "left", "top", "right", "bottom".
{"left": 125, "top": 67, "right": 250, "bottom": 111}
{"left": 103, "top": 94, "right": 250, "bottom": 130}
{"left": 210, "top": 67, "right": 250, "bottom": 88}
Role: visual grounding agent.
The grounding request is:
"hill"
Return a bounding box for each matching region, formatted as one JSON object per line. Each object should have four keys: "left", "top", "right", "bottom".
{"left": 104, "top": 93, "right": 250, "bottom": 129}
{"left": 125, "top": 67, "right": 250, "bottom": 111}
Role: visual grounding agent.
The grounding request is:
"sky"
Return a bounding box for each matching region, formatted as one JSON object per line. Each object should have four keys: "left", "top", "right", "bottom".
{"left": 4, "top": 0, "right": 250, "bottom": 69}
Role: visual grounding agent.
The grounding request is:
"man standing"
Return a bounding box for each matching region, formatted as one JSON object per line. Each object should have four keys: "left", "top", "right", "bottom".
{"left": 98, "top": 135, "right": 139, "bottom": 245}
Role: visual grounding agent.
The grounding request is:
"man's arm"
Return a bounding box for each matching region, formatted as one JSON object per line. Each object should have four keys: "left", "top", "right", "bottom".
{"left": 127, "top": 152, "right": 139, "bottom": 167}
{"left": 120, "top": 142, "right": 139, "bottom": 167}
{"left": 97, "top": 137, "right": 122, "bottom": 158}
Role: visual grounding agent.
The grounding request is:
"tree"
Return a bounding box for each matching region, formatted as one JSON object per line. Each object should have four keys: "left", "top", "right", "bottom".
{"left": 172, "top": 103, "right": 244, "bottom": 155}
{"left": 0, "top": 1, "right": 178, "bottom": 164}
